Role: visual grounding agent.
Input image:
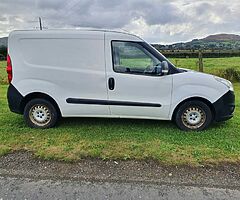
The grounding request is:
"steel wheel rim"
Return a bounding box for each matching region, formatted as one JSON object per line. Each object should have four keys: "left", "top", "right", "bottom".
{"left": 29, "top": 104, "right": 51, "bottom": 126}
{"left": 181, "top": 106, "right": 206, "bottom": 130}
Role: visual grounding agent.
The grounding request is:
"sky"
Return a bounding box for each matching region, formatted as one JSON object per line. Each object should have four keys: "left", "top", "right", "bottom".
{"left": 0, "top": 0, "right": 240, "bottom": 44}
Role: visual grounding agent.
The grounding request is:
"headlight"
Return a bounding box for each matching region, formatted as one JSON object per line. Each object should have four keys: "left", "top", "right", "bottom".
{"left": 214, "top": 76, "right": 234, "bottom": 91}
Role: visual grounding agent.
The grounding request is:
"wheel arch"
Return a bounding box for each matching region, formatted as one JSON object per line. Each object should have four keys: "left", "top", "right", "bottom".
{"left": 20, "top": 92, "right": 62, "bottom": 117}
{"left": 171, "top": 97, "right": 215, "bottom": 121}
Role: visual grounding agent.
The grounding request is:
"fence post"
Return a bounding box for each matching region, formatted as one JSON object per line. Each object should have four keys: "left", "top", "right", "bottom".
{"left": 198, "top": 50, "right": 203, "bottom": 72}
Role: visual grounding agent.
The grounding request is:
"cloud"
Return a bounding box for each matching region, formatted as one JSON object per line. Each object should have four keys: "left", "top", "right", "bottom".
{"left": 0, "top": 0, "right": 239, "bottom": 43}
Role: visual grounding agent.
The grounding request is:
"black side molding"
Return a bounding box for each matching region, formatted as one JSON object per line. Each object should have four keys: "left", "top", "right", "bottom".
{"left": 66, "top": 98, "right": 161, "bottom": 107}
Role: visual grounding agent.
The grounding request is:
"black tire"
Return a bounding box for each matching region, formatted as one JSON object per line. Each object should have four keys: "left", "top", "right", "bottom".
{"left": 175, "top": 100, "right": 212, "bottom": 131}
{"left": 24, "top": 98, "right": 58, "bottom": 128}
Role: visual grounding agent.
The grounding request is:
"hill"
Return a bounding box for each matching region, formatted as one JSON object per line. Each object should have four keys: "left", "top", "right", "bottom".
{"left": 153, "top": 34, "right": 240, "bottom": 51}
{"left": 202, "top": 34, "right": 240, "bottom": 42}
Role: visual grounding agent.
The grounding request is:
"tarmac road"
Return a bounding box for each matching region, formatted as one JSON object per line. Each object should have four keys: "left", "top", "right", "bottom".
{"left": 1, "top": 176, "right": 240, "bottom": 200}
{"left": 1, "top": 151, "right": 240, "bottom": 200}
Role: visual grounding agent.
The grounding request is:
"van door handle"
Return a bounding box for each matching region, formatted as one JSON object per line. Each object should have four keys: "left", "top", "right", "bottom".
{"left": 108, "top": 77, "right": 115, "bottom": 90}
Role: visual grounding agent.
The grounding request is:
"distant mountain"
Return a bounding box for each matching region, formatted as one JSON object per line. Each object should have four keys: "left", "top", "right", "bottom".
{"left": 153, "top": 34, "right": 240, "bottom": 51}
{"left": 0, "top": 37, "right": 7, "bottom": 47}
{"left": 201, "top": 34, "right": 240, "bottom": 42}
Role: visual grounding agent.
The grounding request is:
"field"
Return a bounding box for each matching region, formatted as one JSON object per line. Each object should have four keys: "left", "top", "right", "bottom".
{"left": 169, "top": 57, "right": 240, "bottom": 75}
{"left": 0, "top": 59, "right": 240, "bottom": 165}
{"left": 0, "top": 61, "right": 7, "bottom": 84}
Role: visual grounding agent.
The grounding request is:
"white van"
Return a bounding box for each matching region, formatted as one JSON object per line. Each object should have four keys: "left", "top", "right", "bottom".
{"left": 6, "top": 29, "right": 235, "bottom": 131}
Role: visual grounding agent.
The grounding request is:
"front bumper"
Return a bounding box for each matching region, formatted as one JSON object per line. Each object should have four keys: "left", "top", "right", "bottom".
{"left": 213, "top": 90, "right": 235, "bottom": 122}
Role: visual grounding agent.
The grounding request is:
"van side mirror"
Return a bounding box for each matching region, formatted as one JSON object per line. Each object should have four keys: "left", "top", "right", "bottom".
{"left": 161, "top": 61, "right": 169, "bottom": 75}
{"left": 154, "top": 61, "right": 169, "bottom": 75}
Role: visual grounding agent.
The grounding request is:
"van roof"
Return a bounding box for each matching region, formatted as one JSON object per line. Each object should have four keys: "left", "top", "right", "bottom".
{"left": 10, "top": 28, "right": 141, "bottom": 39}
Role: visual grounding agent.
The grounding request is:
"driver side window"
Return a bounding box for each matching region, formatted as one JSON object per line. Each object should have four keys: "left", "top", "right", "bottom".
{"left": 112, "top": 41, "right": 161, "bottom": 75}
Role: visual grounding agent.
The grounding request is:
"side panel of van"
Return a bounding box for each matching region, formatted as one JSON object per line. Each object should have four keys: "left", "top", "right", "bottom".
{"left": 169, "top": 71, "right": 229, "bottom": 118}
{"left": 9, "top": 31, "right": 109, "bottom": 117}
{"left": 104, "top": 33, "right": 173, "bottom": 120}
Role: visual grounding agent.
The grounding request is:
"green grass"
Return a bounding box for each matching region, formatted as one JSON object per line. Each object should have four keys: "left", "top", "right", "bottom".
{"left": 0, "top": 61, "right": 7, "bottom": 84}
{"left": 0, "top": 83, "right": 240, "bottom": 165}
{"left": 0, "top": 59, "right": 240, "bottom": 165}
{"left": 169, "top": 57, "right": 240, "bottom": 74}
{"left": 121, "top": 58, "right": 152, "bottom": 68}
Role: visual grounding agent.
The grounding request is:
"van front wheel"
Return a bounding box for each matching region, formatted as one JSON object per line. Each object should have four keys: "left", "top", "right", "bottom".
{"left": 175, "top": 100, "right": 212, "bottom": 131}
{"left": 24, "top": 98, "right": 58, "bottom": 128}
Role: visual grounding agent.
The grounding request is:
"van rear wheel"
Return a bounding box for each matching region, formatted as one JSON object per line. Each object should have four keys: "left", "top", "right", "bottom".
{"left": 175, "top": 100, "right": 212, "bottom": 131}
{"left": 24, "top": 98, "right": 58, "bottom": 128}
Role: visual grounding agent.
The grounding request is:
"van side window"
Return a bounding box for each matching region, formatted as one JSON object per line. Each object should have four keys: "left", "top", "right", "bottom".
{"left": 112, "top": 41, "right": 161, "bottom": 75}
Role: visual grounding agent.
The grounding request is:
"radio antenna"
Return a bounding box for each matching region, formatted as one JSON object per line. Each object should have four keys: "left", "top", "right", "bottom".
{"left": 39, "top": 17, "right": 42, "bottom": 30}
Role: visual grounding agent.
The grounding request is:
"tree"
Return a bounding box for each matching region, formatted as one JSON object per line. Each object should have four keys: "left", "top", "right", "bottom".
{"left": 0, "top": 45, "right": 7, "bottom": 60}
